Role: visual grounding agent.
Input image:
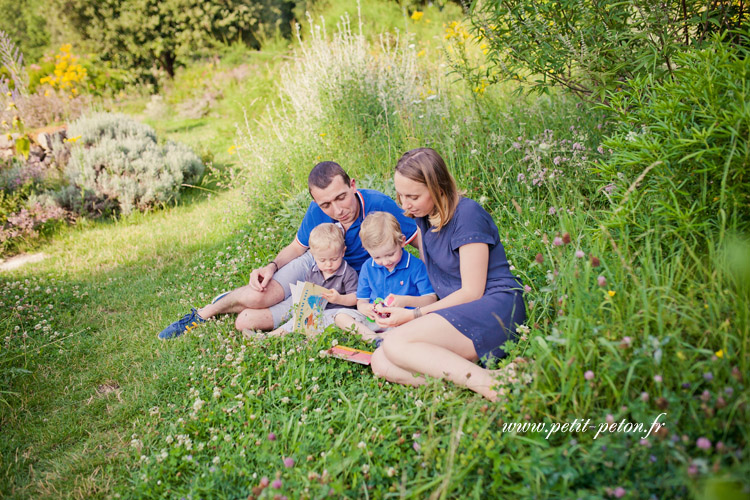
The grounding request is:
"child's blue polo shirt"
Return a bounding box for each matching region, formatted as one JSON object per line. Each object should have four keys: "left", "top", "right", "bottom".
{"left": 295, "top": 189, "right": 418, "bottom": 272}
{"left": 357, "top": 250, "right": 435, "bottom": 303}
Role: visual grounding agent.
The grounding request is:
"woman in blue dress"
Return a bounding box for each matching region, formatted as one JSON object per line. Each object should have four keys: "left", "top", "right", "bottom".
{"left": 373, "top": 147, "right": 526, "bottom": 400}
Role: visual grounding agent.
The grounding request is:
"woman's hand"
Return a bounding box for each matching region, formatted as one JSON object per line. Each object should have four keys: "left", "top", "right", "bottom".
{"left": 375, "top": 306, "right": 414, "bottom": 328}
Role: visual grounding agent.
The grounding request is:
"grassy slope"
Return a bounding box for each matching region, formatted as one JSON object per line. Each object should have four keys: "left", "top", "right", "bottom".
{"left": 0, "top": 2, "right": 466, "bottom": 497}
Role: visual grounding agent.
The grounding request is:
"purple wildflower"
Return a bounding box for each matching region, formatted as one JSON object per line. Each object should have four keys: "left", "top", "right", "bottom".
{"left": 584, "top": 370, "right": 594, "bottom": 381}
{"left": 598, "top": 275, "right": 607, "bottom": 287}
{"left": 696, "top": 437, "right": 711, "bottom": 450}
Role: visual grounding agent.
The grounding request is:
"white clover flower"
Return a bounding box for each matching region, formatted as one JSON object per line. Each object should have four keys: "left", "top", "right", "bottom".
{"left": 193, "top": 398, "right": 204, "bottom": 412}
{"left": 387, "top": 467, "right": 397, "bottom": 477}
{"left": 358, "top": 441, "right": 366, "bottom": 449}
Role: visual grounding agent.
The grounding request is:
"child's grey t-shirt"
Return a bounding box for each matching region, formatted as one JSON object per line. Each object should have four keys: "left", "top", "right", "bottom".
{"left": 306, "top": 261, "right": 358, "bottom": 310}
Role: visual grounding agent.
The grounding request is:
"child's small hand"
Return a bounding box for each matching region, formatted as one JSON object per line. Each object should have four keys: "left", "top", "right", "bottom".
{"left": 384, "top": 294, "right": 405, "bottom": 308}
{"left": 359, "top": 302, "right": 377, "bottom": 321}
{"left": 322, "top": 289, "right": 341, "bottom": 304}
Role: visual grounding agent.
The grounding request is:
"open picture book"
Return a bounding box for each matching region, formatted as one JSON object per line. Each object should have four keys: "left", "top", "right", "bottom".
{"left": 289, "top": 281, "right": 374, "bottom": 365}
{"left": 289, "top": 281, "right": 330, "bottom": 334}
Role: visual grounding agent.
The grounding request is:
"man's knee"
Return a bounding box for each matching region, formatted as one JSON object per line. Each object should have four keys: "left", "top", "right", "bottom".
{"left": 235, "top": 308, "right": 273, "bottom": 331}
{"left": 235, "top": 281, "right": 285, "bottom": 310}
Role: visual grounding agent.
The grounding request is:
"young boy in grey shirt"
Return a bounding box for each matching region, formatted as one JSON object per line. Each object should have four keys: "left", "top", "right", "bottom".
{"left": 270, "top": 223, "right": 358, "bottom": 335}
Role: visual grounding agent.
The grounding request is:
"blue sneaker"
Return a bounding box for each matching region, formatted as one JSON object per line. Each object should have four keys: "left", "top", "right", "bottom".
{"left": 211, "top": 291, "right": 230, "bottom": 304}
{"left": 158, "top": 308, "right": 206, "bottom": 339}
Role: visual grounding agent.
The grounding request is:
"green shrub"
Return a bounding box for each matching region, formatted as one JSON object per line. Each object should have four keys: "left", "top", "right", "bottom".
{"left": 66, "top": 112, "right": 204, "bottom": 214}
{"left": 596, "top": 31, "right": 750, "bottom": 237}
{"left": 467, "top": 0, "right": 749, "bottom": 101}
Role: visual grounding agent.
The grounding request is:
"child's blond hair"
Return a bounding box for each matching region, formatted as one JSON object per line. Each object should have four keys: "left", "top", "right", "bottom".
{"left": 309, "top": 223, "right": 345, "bottom": 254}
{"left": 360, "top": 212, "right": 402, "bottom": 250}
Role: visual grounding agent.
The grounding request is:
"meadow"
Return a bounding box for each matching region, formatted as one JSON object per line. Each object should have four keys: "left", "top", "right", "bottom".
{"left": 1, "top": 1, "right": 748, "bottom": 498}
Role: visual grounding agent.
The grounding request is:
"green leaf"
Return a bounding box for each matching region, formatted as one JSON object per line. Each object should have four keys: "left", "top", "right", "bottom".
{"left": 15, "top": 135, "right": 30, "bottom": 159}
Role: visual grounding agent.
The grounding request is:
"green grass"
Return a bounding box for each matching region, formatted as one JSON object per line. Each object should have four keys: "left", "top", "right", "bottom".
{"left": 1, "top": 1, "right": 748, "bottom": 498}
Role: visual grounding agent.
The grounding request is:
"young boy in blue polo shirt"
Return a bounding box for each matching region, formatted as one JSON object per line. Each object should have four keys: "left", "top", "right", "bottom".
{"left": 335, "top": 212, "right": 436, "bottom": 341}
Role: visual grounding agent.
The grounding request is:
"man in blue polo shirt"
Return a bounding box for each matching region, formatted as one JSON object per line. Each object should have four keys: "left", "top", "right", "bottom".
{"left": 158, "top": 161, "right": 420, "bottom": 339}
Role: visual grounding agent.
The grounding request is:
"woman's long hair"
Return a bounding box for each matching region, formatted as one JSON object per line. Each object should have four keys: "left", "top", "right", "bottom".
{"left": 395, "top": 148, "right": 459, "bottom": 230}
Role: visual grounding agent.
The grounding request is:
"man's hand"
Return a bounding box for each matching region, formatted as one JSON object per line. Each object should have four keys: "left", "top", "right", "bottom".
{"left": 249, "top": 263, "right": 276, "bottom": 292}
{"left": 322, "top": 288, "right": 341, "bottom": 305}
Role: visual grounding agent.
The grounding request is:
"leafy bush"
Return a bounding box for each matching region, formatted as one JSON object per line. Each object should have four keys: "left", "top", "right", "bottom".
{"left": 597, "top": 31, "right": 750, "bottom": 237}
{"left": 467, "top": 0, "right": 749, "bottom": 101}
{"left": 55, "top": 0, "right": 297, "bottom": 81}
{"left": 67, "top": 111, "right": 156, "bottom": 145}
{"left": 65, "top": 113, "right": 204, "bottom": 215}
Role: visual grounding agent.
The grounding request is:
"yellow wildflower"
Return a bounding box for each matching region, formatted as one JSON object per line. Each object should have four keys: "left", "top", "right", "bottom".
{"left": 411, "top": 11, "right": 424, "bottom": 22}
{"left": 319, "top": 132, "right": 327, "bottom": 137}
{"left": 417, "top": 49, "right": 426, "bottom": 57}
{"left": 715, "top": 349, "right": 724, "bottom": 358}
{"left": 608, "top": 290, "right": 616, "bottom": 297}
{"left": 227, "top": 145, "right": 237, "bottom": 155}
{"left": 64, "top": 135, "right": 82, "bottom": 143}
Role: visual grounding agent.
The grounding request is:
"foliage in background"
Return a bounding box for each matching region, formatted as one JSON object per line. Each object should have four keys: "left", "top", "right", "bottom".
{"left": 1, "top": 34, "right": 92, "bottom": 131}
{"left": 54, "top": 0, "right": 299, "bottom": 81}
{"left": 467, "top": 0, "right": 750, "bottom": 101}
{"left": 598, "top": 30, "right": 750, "bottom": 240}
{"left": 38, "top": 44, "right": 87, "bottom": 98}
{"left": 0, "top": 0, "right": 48, "bottom": 63}
{"left": 236, "top": 8, "right": 449, "bottom": 193}
{"left": 62, "top": 112, "right": 204, "bottom": 215}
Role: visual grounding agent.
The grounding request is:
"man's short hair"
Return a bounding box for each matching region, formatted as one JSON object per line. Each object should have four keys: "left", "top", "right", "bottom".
{"left": 309, "top": 223, "right": 345, "bottom": 254}
{"left": 360, "top": 212, "right": 402, "bottom": 250}
{"left": 308, "top": 161, "right": 351, "bottom": 192}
